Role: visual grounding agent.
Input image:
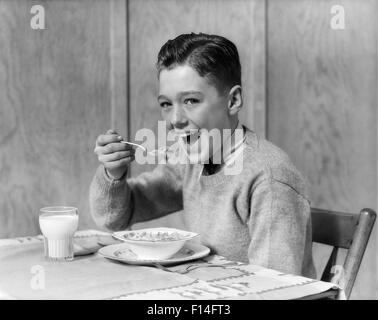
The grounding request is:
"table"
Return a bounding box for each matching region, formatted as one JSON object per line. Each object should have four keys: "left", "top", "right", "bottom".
{"left": 0, "top": 230, "right": 340, "bottom": 300}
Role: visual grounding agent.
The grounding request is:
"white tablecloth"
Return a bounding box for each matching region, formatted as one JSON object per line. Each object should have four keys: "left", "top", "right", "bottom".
{"left": 0, "top": 230, "right": 341, "bottom": 300}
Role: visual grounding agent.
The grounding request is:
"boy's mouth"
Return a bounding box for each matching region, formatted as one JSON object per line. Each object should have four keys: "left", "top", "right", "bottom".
{"left": 175, "top": 130, "right": 201, "bottom": 146}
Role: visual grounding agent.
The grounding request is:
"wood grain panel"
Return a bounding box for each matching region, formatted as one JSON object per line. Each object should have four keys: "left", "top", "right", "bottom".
{"left": 267, "top": 0, "right": 377, "bottom": 299}
{"left": 0, "top": 0, "right": 114, "bottom": 237}
{"left": 110, "top": 0, "right": 128, "bottom": 140}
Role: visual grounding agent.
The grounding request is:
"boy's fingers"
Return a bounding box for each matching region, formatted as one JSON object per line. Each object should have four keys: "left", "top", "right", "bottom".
{"left": 103, "top": 156, "right": 135, "bottom": 170}
{"left": 97, "top": 133, "right": 123, "bottom": 146}
{"left": 94, "top": 143, "right": 135, "bottom": 155}
{"left": 103, "top": 143, "right": 134, "bottom": 154}
{"left": 98, "top": 151, "right": 135, "bottom": 163}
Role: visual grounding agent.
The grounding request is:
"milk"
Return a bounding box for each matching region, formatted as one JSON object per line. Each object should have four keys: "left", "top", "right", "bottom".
{"left": 39, "top": 214, "right": 78, "bottom": 260}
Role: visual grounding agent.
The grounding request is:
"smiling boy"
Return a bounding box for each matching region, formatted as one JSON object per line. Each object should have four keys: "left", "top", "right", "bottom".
{"left": 89, "top": 33, "right": 316, "bottom": 278}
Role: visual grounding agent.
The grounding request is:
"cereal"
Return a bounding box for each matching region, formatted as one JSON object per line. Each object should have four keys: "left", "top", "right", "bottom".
{"left": 124, "top": 231, "right": 188, "bottom": 242}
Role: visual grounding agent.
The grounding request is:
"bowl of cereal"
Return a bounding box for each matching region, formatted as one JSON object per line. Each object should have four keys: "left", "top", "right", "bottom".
{"left": 112, "top": 227, "right": 199, "bottom": 260}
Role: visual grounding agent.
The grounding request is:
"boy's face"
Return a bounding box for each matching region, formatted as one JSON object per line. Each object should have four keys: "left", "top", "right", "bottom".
{"left": 158, "top": 64, "right": 231, "bottom": 153}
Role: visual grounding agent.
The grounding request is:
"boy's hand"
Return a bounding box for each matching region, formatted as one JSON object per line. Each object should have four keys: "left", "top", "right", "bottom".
{"left": 94, "top": 129, "right": 135, "bottom": 180}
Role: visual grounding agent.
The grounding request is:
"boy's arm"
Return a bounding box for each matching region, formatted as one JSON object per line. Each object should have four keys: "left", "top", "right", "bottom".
{"left": 89, "top": 163, "right": 184, "bottom": 231}
{"left": 247, "top": 177, "right": 314, "bottom": 277}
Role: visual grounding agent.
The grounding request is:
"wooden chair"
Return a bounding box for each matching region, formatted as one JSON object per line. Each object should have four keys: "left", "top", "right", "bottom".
{"left": 311, "top": 207, "right": 376, "bottom": 299}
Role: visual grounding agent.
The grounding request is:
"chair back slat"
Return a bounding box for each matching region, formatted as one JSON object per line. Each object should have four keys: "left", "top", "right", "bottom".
{"left": 311, "top": 208, "right": 359, "bottom": 249}
{"left": 343, "top": 209, "right": 376, "bottom": 297}
{"left": 311, "top": 207, "right": 376, "bottom": 299}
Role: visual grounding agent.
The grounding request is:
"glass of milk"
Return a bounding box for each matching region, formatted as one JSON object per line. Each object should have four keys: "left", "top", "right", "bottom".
{"left": 39, "top": 206, "right": 79, "bottom": 261}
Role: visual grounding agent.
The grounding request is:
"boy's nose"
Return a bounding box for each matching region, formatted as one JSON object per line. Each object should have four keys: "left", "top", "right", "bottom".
{"left": 171, "top": 107, "right": 188, "bottom": 129}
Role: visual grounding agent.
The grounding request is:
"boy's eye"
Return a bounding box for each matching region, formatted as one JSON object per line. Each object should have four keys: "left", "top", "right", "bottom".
{"left": 184, "top": 98, "right": 199, "bottom": 105}
{"left": 159, "top": 102, "right": 171, "bottom": 108}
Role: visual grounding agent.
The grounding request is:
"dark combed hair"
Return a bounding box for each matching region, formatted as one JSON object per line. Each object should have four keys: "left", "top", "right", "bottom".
{"left": 156, "top": 33, "right": 241, "bottom": 93}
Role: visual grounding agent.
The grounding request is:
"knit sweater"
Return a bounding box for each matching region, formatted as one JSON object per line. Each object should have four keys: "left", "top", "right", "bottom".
{"left": 89, "top": 127, "right": 316, "bottom": 278}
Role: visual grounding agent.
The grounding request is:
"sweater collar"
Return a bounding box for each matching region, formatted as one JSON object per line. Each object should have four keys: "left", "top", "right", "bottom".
{"left": 211, "top": 121, "right": 245, "bottom": 166}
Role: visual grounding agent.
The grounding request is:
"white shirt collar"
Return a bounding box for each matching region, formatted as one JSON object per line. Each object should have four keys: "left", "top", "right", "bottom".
{"left": 211, "top": 121, "right": 245, "bottom": 166}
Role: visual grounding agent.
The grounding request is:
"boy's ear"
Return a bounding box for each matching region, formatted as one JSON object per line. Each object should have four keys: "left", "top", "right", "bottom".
{"left": 227, "top": 85, "right": 243, "bottom": 116}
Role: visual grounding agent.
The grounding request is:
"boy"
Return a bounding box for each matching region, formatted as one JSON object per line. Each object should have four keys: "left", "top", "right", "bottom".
{"left": 89, "top": 33, "right": 316, "bottom": 278}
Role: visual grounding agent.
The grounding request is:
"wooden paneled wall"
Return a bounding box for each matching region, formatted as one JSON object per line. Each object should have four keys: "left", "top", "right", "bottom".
{"left": 0, "top": 0, "right": 124, "bottom": 237}
{"left": 267, "top": 0, "right": 377, "bottom": 299}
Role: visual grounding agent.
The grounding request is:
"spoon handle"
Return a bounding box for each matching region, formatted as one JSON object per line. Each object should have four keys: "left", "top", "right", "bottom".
{"left": 120, "top": 141, "right": 147, "bottom": 151}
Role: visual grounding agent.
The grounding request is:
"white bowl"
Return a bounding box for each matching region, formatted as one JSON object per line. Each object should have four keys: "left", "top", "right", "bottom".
{"left": 112, "top": 227, "right": 199, "bottom": 260}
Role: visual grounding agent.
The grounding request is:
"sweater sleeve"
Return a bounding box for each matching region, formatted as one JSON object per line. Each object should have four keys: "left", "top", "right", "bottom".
{"left": 89, "top": 163, "right": 184, "bottom": 231}
{"left": 247, "top": 175, "right": 316, "bottom": 278}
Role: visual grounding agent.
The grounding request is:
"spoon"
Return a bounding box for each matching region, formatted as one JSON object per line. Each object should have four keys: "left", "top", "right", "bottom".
{"left": 153, "top": 262, "right": 232, "bottom": 274}
{"left": 121, "top": 141, "right": 173, "bottom": 156}
{"left": 120, "top": 141, "right": 147, "bottom": 152}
